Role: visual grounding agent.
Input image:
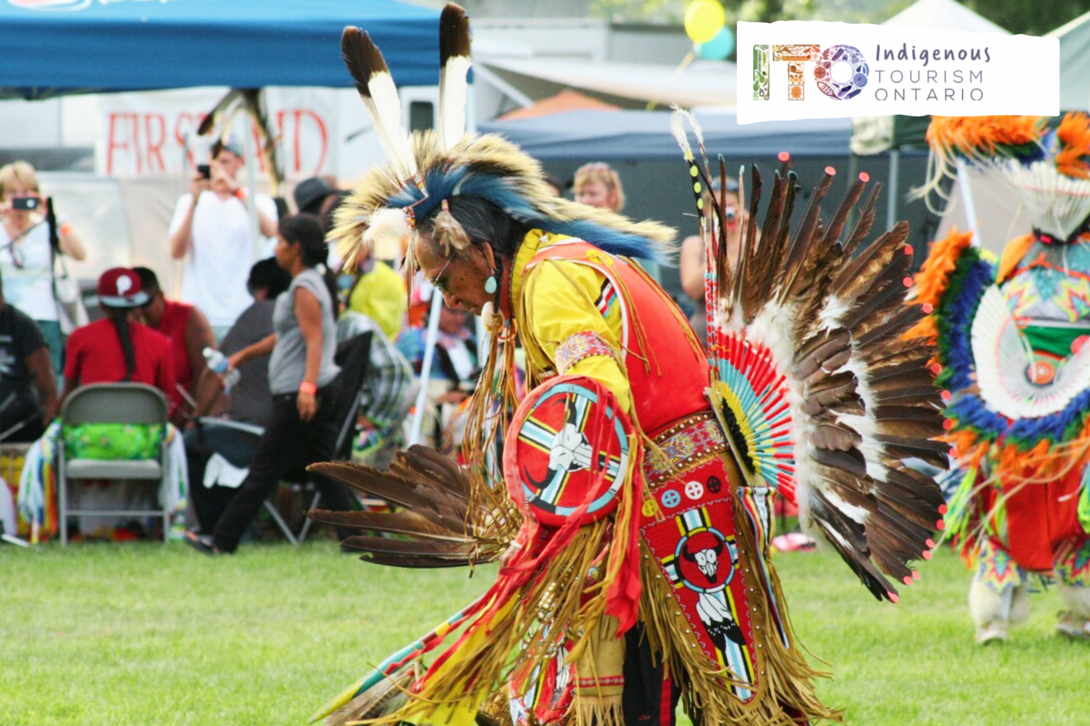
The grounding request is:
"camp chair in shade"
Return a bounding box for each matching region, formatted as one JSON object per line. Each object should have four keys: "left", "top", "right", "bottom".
{"left": 57, "top": 383, "right": 170, "bottom": 545}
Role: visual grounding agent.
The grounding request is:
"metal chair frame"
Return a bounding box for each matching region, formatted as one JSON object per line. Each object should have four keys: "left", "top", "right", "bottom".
{"left": 56, "top": 383, "right": 170, "bottom": 545}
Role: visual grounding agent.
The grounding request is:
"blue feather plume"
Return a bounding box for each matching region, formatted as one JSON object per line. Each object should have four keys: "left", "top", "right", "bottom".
{"left": 382, "top": 169, "right": 668, "bottom": 265}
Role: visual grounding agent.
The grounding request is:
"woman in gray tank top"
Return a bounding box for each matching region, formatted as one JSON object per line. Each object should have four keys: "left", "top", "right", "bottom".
{"left": 184, "top": 214, "right": 355, "bottom": 555}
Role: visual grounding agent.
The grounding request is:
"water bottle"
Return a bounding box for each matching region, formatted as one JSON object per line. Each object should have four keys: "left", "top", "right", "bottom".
{"left": 203, "top": 347, "right": 228, "bottom": 373}
{"left": 203, "top": 347, "right": 241, "bottom": 394}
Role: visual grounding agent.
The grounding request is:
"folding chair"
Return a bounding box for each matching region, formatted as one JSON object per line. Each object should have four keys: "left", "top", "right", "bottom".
{"left": 57, "top": 383, "right": 170, "bottom": 545}
{"left": 194, "top": 330, "right": 374, "bottom": 545}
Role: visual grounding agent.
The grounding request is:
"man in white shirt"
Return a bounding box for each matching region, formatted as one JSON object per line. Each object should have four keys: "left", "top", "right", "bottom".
{"left": 168, "top": 139, "right": 278, "bottom": 338}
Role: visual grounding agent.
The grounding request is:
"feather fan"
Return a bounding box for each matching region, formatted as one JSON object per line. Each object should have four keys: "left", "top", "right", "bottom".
{"left": 673, "top": 112, "right": 948, "bottom": 603}
{"left": 971, "top": 284, "right": 1090, "bottom": 418}
{"left": 306, "top": 446, "right": 516, "bottom": 568}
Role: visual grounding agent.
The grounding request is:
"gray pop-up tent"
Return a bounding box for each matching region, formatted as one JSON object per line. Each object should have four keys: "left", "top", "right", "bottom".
{"left": 481, "top": 106, "right": 937, "bottom": 270}
{"left": 849, "top": 0, "right": 1010, "bottom": 241}
{"left": 480, "top": 109, "right": 853, "bottom": 160}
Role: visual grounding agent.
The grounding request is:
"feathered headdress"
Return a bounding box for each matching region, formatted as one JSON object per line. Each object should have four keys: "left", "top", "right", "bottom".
{"left": 331, "top": 4, "right": 674, "bottom": 270}
{"left": 917, "top": 113, "right": 1090, "bottom": 241}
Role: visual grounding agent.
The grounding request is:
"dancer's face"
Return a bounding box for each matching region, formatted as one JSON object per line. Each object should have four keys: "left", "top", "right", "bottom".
{"left": 414, "top": 231, "right": 496, "bottom": 316}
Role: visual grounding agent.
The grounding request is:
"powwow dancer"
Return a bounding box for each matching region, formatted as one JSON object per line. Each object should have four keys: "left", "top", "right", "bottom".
{"left": 908, "top": 114, "right": 1090, "bottom": 644}
{"left": 308, "top": 5, "right": 947, "bottom": 725}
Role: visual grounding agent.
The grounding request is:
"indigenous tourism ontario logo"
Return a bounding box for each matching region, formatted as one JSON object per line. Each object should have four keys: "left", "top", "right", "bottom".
{"left": 737, "top": 21, "right": 1058, "bottom": 124}
{"left": 753, "top": 44, "right": 870, "bottom": 101}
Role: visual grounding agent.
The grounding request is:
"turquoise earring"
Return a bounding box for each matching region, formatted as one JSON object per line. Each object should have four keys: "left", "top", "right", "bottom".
{"left": 484, "top": 275, "right": 498, "bottom": 294}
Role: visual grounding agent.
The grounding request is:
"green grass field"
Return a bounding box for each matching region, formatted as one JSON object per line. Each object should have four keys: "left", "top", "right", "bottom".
{"left": 1, "top": 540, "right": 1086, "bottom": 726}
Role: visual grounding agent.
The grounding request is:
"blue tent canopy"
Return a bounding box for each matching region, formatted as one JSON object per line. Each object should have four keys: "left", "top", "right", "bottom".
{"left": 479, "top": 110, "right": 852, "bottom": 160}
{"left": 0, "top": 0, "right": 439, "bottom": 100}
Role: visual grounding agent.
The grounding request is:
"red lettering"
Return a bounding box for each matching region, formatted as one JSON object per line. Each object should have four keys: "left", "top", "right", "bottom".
{"left": 131, "top": 113, "right": 142, "bottom": 175}
{"left": 292, "top": 110, "right": 303, "bottom": 174}
{"left": 174, "top": 112, "right": 210, "bottom": 169}
{"left": 250, "top": 120, "right": 268, "bottom": 174}
{"left": 293, "top": 109, "right": 328, "bottom": 176}
{"left": 146, "top": 113, "right": 167, "bottom": 173}
{"left": 175, "top": 111, "right": 194, "bottom": 168}
{"left": 105, "top": 112, "right": 129, "bottom": 176}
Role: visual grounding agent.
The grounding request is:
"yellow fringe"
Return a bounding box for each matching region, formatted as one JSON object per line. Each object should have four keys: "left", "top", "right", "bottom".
{"left": 573, "top": 617, "right": 626, "bottom": 726}
{"left": 373, "top": 525, "right": 606, "bottom": 726}
{"left": 574, "top": 698, "right": 625, "bottom": 726}
{"left": 461, "top": 309, "right": 523, "bottom": 552}
{"left": 375, "top": 440, "right": 643, "bottom": 726}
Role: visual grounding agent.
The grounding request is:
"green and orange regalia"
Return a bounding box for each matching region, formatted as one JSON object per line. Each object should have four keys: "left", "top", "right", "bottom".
{"left": 907, "top": 114, "right": 1090, "bottom": 641}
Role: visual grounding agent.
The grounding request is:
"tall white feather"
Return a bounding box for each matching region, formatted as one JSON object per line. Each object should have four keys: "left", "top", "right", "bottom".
{"left": 365, "top": 70, "right": 418, "bottom": 182}
{"left": 342, "top": 28, "right": 418, "bottom": 184}
{"left": 438, "top": 56, "right": 471, "bottom": 151}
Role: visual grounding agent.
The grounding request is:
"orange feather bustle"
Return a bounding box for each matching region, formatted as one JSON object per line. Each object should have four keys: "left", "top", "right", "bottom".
{"left": 1055, "top": 112, "right": 1090, "bottom": 179}
{"left": 902, "top": 228, "right": 975, "bottom": 341}
{"left": 926, "top": 115, "right": 1043, "bottom": 161}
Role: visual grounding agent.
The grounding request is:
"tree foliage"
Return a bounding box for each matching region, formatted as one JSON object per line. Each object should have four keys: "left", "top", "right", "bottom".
{"left": 959, "top": 0, "right": 1090, "bottom": 35}
{"left": 590, "top": 0, "right": 1088, "bottom": 32}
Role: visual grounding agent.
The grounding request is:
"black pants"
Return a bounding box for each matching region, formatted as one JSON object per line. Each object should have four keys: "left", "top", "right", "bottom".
{"left": 184, "top": 423, "right": 261, "bottom": 533}
{"left": 623, "top": 623, "right": 679, "bottom": 726}
{"left": 212, "top": 380, "right": 355, "bottom": 552}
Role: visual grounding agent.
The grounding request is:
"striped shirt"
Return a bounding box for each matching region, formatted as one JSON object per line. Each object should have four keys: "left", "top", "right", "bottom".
{"left": 337, "top": 312, "right": 415, "bottom": 433}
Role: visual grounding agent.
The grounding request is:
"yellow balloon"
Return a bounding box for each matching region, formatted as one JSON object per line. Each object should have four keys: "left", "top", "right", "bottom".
{"left": 684, "top": 0, "right": 726, "bottom": 45}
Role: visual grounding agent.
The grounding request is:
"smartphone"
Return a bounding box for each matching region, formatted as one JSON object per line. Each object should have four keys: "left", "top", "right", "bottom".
{"left": 197, "top": 164, "right": 211, "bottom": 180}
{"left": 11, "top": 196, "right": 40, "bottom": 211}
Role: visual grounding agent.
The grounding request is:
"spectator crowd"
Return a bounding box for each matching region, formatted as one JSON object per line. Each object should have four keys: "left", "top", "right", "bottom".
{"left": 0, "top": 155, "right": 660, "bottom": 546}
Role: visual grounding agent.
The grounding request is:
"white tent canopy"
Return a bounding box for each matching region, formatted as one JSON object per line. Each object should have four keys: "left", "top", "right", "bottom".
{"left": 851, "top": 0, "right": 1010, "bottom": 157}
{"left": 884, "top": 0, "right": 1008, "bottom": 33}
{"left": 1051, "top": 9, "right": 1090, "bottom": 111}
{"left": 479, "top": 57, "right": 737, "bottom": 109}
{"left": 934, "top": 170, "right": 1027, "bottom": 259}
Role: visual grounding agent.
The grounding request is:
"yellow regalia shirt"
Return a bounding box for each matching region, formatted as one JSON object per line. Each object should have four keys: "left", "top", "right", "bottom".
{"left": 511, "top": 230, "right": 634, "bottom": 414}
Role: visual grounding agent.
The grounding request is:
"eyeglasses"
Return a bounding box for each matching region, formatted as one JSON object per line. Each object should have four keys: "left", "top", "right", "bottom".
{"left": 428, "top": 255, "right": 455, "bottom": 294}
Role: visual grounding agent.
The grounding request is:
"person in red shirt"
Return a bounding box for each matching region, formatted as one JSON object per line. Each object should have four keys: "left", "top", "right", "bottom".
{"left": 62, "top": 268, "right": 175, "bottom": 404}
{"left": 133, "top": 266, "right": 215, "bottom": 414}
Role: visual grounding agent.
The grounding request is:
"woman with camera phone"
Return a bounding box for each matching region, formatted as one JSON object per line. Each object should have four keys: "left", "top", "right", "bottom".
{"left": 0, "top": 161, "right": 87, "bottom": 376}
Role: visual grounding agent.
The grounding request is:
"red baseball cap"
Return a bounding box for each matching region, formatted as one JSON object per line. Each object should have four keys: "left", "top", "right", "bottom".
{"left": 97, "top": 267, "right": 149, "bottom": 308}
